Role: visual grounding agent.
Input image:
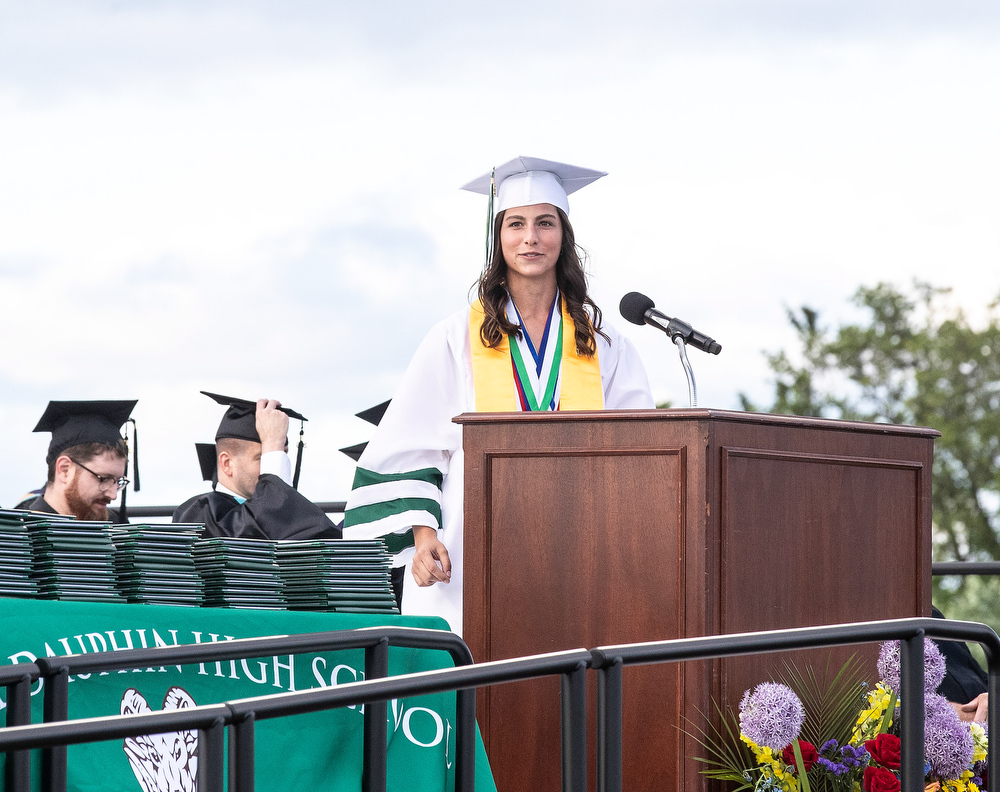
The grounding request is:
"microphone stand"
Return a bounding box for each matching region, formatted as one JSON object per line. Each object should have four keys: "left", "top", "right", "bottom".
{"left": 665, "top": 318, "right": 698, "bottom": 407}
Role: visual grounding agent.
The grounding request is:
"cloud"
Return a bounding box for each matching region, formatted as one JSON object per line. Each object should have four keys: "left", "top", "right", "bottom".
{"left": 1, "top": 0, "right": 999, "bottom": 508}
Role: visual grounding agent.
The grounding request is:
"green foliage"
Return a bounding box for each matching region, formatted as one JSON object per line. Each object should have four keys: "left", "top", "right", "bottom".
{"left": 685, "top": 700, "right": 756, "bottom": 790}
{"left": 776, "top": 654, "right": 868, "bottom": 751}
{"left": 742, "top": 281, "right": 1000, "bottom": 637}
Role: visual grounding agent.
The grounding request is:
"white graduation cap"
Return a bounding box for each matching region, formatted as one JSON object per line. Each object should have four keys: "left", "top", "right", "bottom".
{"left": 461, "top": 156, "right": 607, "bottom": 217}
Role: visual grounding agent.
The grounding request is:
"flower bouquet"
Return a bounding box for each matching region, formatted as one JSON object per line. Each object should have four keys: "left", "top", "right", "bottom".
{"left": 690, "top": 640, "right": 988, "bottom": 791}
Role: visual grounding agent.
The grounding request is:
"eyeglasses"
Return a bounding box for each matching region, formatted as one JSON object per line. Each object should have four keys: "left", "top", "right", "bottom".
{"left": 71, "top": 459, "right": 129, "bottom": 491}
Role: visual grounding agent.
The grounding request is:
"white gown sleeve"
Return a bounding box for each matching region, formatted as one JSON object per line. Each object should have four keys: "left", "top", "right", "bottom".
{"left": 259, "top": 450, "right": 293, "bottom": 486}
{"left": 344, "top": 309, "right": 470, "bottom": 545}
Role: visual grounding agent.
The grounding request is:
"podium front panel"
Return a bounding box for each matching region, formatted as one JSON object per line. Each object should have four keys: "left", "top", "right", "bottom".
{"left": 459, "top": 409, "right": 935, "bottom": 792}
{"left": 483, "top": 448, "right": 685, "bottom": 790}
{"left": 719, "top": 445, "right": 928, "bottom": 706}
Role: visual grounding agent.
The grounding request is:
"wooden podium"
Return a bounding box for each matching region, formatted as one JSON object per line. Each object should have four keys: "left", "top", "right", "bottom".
{"left": 457, "top": 409, "right": 936, "bottom": 792}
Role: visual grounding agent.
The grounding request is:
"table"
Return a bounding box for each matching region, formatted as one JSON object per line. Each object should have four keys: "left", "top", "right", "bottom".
{"left": 0, "top": 598, "right": 496, "bottom": 792}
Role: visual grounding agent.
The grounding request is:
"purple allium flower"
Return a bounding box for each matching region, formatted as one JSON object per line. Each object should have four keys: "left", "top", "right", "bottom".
{"left": 878, "top": 640, "right": 902, "bottom": 692}
{"left": 876, "top": 638, "right": 947, "bottom": 694}
{"left": 924, "top": 641, "right": 947, "bottom": 692}
{"left": 924, "top": 692, "right": 974, "bottom": 781}
{"left": 739, "top": 682, "right": 805, "bottom": 750}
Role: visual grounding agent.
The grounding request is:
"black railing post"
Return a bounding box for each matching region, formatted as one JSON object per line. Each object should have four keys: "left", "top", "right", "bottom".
{"left": 363, "top": 637, "right": 390, "bottom": 792}
{"left": 41, "top": 665, "right": 70, "bottom": 792}
{"left": 561, "top": 661, "right": 588, "bottom": 792}
{"left": 594, "top": 655, "right": 622, "bottom": 792}
{"left": 981, "top": 631, "right": 1000, "bottom": 792}
{"left": 199, "top": 716, "right": 226, "bottom": 792}
{"left": 5, "top": 670, "right": 35, "bottom": 792}
{"left": 899, "top": 633, "right": 925, "bottom": 792}
{"left": 454, "top": 687, "right": 476, "bottom": 792}
{"left": 230, "top": 712, "right": 256, "bottom": 792}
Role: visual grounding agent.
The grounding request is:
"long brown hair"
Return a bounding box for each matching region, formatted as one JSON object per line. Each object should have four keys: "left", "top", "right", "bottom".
{"left": 476, "top": 207, "right": 608, "bottom": 356}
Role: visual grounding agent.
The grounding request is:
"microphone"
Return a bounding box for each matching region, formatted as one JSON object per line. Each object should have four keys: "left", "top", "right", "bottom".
{"left": 619, "top": 292, "right": 722, "bottom": 355}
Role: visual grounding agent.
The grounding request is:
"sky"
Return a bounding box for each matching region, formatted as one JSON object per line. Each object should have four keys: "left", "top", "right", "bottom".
{"left": 1, "top": 0, "right": 998, "bottom": 511}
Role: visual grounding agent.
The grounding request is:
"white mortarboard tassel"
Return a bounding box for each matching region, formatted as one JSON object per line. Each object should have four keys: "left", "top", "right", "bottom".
{"left": 461, "top": 156, "right": 608, "bottom": 267}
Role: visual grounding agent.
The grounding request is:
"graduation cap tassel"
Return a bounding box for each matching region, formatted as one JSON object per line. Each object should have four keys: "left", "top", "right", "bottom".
{"left": 118, "top": 418, "right": 139, "bottom": 525}
{"left": 292, "top": 419, "right": 305, "bottom": 491}
{"left": 129, "top": 418, "right": 140, "bottom": 492}
{"left": 118, "top": 419, "right": 129, "bottom": 524}
{"left": 484, "top": 166, "right": 496, "bottom": 270}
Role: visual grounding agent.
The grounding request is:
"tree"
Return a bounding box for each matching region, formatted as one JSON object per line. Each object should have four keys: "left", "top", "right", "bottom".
{"left": 741, "top": 281, "right": 1000, "bottom": 633}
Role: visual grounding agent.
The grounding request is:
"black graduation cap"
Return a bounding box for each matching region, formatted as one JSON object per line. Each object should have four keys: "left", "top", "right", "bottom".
{"left": 195, "top": 443, "right": 217, "bottom": 483}
{"left": 33, "top": 400, "right": 138, "bottom": 465}
{"left": 201, "top": 391, "right": 307, "bottom": 489}
{"left": 201, "top": 391, "right": 307, "bottom": 442}
{"left": 356, "top": 400, "right": 390, "bottom": 426}
{"left": 338, "top": 442, "right": 368, "bottom": 462}
{"left": 339, "top": 400, "right": 391, "bottom": 462}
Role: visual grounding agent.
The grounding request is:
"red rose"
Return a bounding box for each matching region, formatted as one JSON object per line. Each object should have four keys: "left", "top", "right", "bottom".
{"left": 781, "top": 739, "right": 818, "bottom": 772}
{"left": 864, "top": 733, "right": 902, "bottom": 770}
{"left": 864, "top": 765, "right": 901, "bottom": 792}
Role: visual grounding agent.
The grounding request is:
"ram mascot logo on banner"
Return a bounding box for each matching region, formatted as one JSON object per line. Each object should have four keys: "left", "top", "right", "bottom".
{"left": 120, "top": 687, "right": 199, "bottom": 792}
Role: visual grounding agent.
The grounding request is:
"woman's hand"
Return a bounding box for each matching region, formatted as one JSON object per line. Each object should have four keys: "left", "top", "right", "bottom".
{"left": 411, "top": 525, "right": 452, "bottom": 587}
{"left": 951, "top": 692, "right": 988, "bottom": 722}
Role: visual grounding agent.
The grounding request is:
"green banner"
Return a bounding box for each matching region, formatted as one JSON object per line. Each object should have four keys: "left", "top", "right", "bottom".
{"left": 0, "top": 598, "right": 496, "bottom": 792}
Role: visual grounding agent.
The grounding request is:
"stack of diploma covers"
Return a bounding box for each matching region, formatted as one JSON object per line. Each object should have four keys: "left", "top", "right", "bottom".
{"left": 275, "top": 539, "right": 399, "bottom": 614}
{"left": 111, "top": 524, "right": 204, "bottom": 606}
{"left": 192, "top": 537, "right": 286, "bottom": 609}
{"left": 28, "top": 518, "right": 125, "bottom": 603}
{"left": 0, "top": 509, "right": 50, "bottom": 598}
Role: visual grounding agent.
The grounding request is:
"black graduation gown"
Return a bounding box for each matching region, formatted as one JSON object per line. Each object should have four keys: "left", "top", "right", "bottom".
{"left": 171, "top": 474, "right": 342, "bottom": 540}
{"left": 22, "top": 494, "right": 121, "bottom": 523}
{"left": 931, "top": 606, "right": 989, "bottom": 704}
{"left": 12, "top": 488, "right": 44, "bottom": 510}
{"left": 23, "top": 495, "right": 58, "bottom": 514}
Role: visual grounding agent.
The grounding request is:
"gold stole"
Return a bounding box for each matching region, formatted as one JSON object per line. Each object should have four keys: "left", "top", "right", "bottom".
{"left": 469, "top": 298, "right": 604, "bottom": 411}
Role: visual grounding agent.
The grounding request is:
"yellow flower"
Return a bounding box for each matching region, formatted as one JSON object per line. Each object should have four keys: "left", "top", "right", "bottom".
{"left": 970, "top": 722, "right": 988, "bottom": 764}
{"left": 937, "top": 768, "right": 981, "bottom": 792}
{"left": 852, "top": 683, "right": 895, "bottom": 743}
{"left": 741, "top": 736, "right": 802, "bottom": 791}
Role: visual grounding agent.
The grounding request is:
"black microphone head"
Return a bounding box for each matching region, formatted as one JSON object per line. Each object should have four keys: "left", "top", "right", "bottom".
{"left": 619, "top": 291, "right": 655, "bottom": 326}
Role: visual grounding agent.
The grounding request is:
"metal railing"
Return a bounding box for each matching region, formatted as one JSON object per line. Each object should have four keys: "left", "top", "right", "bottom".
{"left": 1, "top": 626, "right": 474, "bottom": 792}
{"left": 933, "top": 561, "right": 1000, "bottom": 576}
{"left": 1, "top": 618, "right": 997, "bottom": 792}
{"left": 112, "top": 519, "right": 1000, "bottom": 580}
{"left": 108, "top": 515, "right": 1000, "bottom": 580}
{"left": 123, "top": 502, "right": 348, "bottom": 520}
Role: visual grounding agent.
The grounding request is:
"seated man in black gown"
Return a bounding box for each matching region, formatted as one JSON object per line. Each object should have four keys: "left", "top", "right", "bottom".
{"left": 172, "top": 393, "right": 341, "bottom": 540}
{"left": 932, "top": 606, "right": 990, "bottom": 722}
{"left": 25, "top": 400, "right": 136, "bottom": 522}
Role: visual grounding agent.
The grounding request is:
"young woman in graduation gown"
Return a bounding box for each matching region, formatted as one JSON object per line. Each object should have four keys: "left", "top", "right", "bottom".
{"left": 344, "top": 157, "right": 654, "bottom": 636}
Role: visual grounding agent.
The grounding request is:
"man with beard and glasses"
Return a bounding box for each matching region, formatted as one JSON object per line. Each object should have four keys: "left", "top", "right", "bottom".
{"left": 25, "top": 400, "right": 136, "bottom": 522}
